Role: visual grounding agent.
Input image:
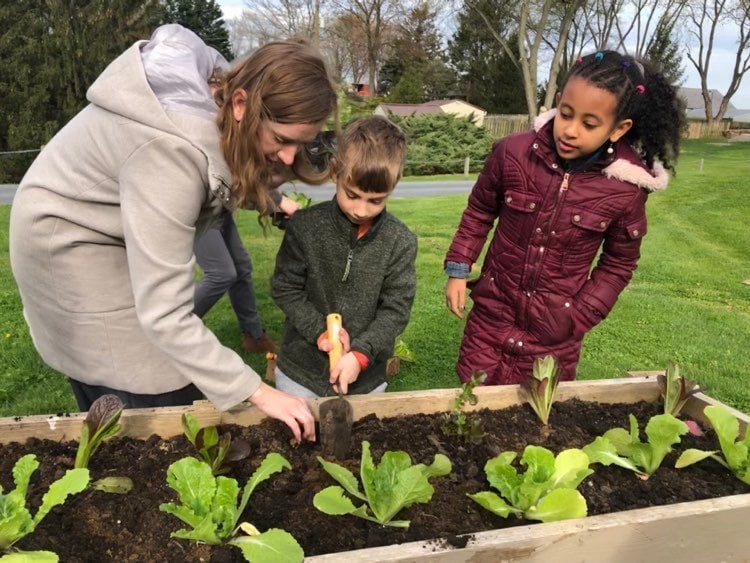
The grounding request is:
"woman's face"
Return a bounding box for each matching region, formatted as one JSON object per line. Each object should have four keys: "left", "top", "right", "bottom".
{"left": 257, "top": 120, "right": 325, "bottom": 166}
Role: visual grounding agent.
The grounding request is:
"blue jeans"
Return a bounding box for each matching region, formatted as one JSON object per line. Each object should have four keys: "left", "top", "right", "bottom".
{"left": 194, "top": 212, "right": 263, "bottom": 339}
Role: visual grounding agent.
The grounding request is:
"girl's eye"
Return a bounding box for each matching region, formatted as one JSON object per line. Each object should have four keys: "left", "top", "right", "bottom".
{"left": 583, "top": 122, "right": 597, "bottom": 130}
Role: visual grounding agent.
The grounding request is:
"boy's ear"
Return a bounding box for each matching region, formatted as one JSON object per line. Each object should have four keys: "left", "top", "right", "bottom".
{"left": 231, "top": 89, "right": 247, "bottom": 122}
{"left": 609, "top": 118, "right": 633, "bottom": 143}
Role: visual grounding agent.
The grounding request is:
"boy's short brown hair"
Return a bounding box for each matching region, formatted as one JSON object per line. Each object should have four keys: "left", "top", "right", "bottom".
{"left": 335, "top": 116, "right": 407, "bottom": 194}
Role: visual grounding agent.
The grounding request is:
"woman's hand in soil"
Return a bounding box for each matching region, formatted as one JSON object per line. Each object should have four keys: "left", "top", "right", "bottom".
{"left": 248, "top": 382, "right": 316, "bottom": 442}
{"left": 278, "top": 195, "right": 301, "bottom": 217}
{"left": 330, "top": 352, "right": 361, "bottom": 395}
{"left": 445, "top": 277, "right": 467, "bottom": 319}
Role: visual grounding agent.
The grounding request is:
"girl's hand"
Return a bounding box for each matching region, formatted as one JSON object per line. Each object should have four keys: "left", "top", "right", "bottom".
{"left": 278, "top": 195, "right": 301, "bottom": 217}
{"left": 445, "top": 277, "right": 467, "bottom": 319}
{"left": 248, "top": 382, "right": 315, "bottom": 442}
{"left": 329, "top": 352, "right": 361, "bottom": 394}
{"left": 318, "top": 327, "right": 351, "bottom": 353}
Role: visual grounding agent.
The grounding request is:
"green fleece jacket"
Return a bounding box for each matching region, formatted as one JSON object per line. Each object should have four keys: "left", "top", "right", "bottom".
{"left": 272, "top": 198, "right": 417, "bottom": 396}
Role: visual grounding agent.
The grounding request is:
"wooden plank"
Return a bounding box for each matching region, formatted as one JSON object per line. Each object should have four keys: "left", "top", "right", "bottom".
{"left": 306, "top": 494, "right": 750, "bottom": 562}
{"left": 0, "top": 377, "right": 673, "bottom": 444}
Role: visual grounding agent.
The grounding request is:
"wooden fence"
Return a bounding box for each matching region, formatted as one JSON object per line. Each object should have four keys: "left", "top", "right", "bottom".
{"left": 484, "top": 114, "right": 732, "bottom": 140}
{"left": 483, "top": 114, "right": 531, "bottom": 139}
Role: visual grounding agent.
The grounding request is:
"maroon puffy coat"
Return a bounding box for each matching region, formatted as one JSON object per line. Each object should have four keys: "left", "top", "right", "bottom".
{"left": 445, "top": 111, "right": 668, "bottom": 385}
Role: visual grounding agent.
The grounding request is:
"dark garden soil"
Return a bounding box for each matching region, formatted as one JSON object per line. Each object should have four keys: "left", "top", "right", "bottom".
{"left": 2, "top": 398, "right": 748, "bottom": 562}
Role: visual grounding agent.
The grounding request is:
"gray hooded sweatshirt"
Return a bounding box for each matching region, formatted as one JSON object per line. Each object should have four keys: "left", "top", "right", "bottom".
{"left": 9, "top": 25, "right": 261, "bottom": 410}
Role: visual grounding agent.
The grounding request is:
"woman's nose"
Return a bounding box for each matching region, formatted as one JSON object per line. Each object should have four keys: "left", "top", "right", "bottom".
{"left": 277, "top": 145, "right": 298, "bottom": 165}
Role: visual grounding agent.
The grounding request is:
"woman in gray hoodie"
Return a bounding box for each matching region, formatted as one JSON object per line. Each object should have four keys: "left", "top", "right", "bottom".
{"left": 9, "top": 24, "right": 337, "bottom": 442}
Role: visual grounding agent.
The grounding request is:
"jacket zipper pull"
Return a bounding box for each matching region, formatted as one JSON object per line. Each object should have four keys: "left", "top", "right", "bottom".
{"left": 342, "top": 249, "right": 354, "bottom": 282}
{"left": 560, "top": 172, "right": 570, "bottom": 192}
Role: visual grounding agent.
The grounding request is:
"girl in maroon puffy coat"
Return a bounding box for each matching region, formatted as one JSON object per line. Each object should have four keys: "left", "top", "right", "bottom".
{"left": 444, "top": 50, "right": 685, "bottom": 385}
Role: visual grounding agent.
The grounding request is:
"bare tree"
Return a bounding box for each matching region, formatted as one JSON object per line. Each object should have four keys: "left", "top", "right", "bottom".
{"left": 329, "top": 0, "right": 407, "bottom": 96}
{"left": 324, "top": 12, "right": 370, "bottom": 83}
{"left": 465, "top": 0, "right": 585, "bottom": 120}
{"left": 238, "top": 0, "right": 324, "bottom": 43}
{"left": 684, "top": 0, "right": 750, "bottom": 122}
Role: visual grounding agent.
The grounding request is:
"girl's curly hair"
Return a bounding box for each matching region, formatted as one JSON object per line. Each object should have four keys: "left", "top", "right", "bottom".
{"left": 563, "top": 50, "right": 686, "bottom": 173}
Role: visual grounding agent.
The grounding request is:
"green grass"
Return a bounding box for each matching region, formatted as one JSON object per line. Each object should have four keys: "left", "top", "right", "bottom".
{"left": 1, "top": 138, "right": 749, "bottom": 416}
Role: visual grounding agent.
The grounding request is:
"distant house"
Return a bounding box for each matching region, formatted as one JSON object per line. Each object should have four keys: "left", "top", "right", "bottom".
{"left": 374, "top": 99, "right": 487, "bottom": 126}
{"left": 678, "top": 87, "right": 749, "bottom": 120}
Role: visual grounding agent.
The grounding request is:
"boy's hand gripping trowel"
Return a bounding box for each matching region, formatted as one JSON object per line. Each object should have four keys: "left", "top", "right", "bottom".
{"left": 319, "top": 313, "right": 353, "bottom": 459}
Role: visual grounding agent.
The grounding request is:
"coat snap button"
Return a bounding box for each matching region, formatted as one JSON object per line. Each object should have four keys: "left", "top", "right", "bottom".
{"left": 529, "top": 202, "right": 536, "bottom": 209}
{"left": 535, "top": 227, "right": 542, "bottom": 233}
{"left": 517, "top": 341, "right": 524, "bottom": 347}
{"left": 564, "top": 302, "right": 570, "bottom": 307}
{"left": 533, "top": 143, "right": 539, "bottom": 149}
{"left": 552, "top": 163, "right": 558, "bottom": 169}
{"left": 600, "top": 221, "right": 607, "bottom": 228}
{"left": 633, "top": 229, "right": 640, "bottom": 236}
{"left": 573, "top": 214, "right": 581, "bottom": 222}
{"left": 508, "top": 338, "right": 515, "bottom": 344}
{"left": 506, "top": 196, "right": 513, "bottom": 203}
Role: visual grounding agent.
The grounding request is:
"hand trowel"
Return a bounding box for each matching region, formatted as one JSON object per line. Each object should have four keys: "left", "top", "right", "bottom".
{"left": 319, "top": 313, "right": 353, "bottom": 459}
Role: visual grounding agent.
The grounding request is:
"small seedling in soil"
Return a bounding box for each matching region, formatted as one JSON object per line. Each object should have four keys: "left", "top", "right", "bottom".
{"left": 657, "top": 361, "right": 704, "bottom": 417}
{"left": 74, "top": 394, "right": 133, "bottom": 494}
{"left": 583, "top": 413, "right": 689, "bottom": 478}
{"left": 521, "top": 355, "right": 560, "bottom": 426}
{"left": 181, "top": 412, "right": 252, "bottom": 476}
{"left": 676, "top": 405, "right": 750, "bottom": 484}
{"left": 442, "top": 371, "right": 487, "bottom": 443}
{"left": 0, "top": 454, "right": 89, "bottom": 560}
{"left": 160, "top": 453, "right": 303, "bottom": 563}
{"left": 313, "top": 440, "right": 452, "bottom": 528}
{"left": 469, "top": 445, "right": 592, "bottom": 523}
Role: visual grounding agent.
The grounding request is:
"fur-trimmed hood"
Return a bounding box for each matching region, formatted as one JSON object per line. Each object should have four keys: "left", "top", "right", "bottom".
{"left": 533, "top": 108, "right": 668, "bottom": 193}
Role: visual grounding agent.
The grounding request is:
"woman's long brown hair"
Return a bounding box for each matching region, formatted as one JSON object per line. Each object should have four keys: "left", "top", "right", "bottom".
{"left": 214, "top": 40, "right": 337, "bottom": 212}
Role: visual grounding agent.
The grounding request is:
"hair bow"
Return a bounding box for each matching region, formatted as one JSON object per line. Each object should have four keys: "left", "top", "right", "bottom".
{"left": 635, "top": 84, "right": 646, "bottom": 94}
{"left": 594, "top": 51, "right": 604, "bottom": 62}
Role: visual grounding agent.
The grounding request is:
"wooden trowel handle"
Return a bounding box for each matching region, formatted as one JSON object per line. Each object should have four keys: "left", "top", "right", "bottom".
{"left": 326, "top": 313, "right": 343, "bottom": 371}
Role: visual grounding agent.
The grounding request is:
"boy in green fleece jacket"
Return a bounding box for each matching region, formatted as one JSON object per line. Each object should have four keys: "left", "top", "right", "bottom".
{"left": 271, "top": 116, "right": 417, "bottom": 398}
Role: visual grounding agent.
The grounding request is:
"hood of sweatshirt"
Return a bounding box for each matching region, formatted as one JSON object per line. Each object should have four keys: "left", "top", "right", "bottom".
{"left": 86, "top": 24, "right": 234, "bottom": 207}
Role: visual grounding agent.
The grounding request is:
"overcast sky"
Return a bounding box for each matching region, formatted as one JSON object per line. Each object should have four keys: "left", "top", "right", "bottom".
{"left": 217, "top": 0, "right": 750, "bottom": 110}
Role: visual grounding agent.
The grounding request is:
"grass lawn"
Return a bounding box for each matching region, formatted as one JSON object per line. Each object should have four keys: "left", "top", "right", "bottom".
{"left": 1, "top": 138, "right": 748, "bottom": 416}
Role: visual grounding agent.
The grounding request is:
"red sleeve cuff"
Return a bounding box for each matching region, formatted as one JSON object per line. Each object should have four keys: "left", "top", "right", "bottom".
{"left": 352, "top": 350, "right": 370, "bottom": 371}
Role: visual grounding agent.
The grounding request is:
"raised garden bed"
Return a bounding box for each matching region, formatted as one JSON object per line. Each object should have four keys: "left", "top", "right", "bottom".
{"left": 1, "top": 375, "right": 749, "bottom": 562}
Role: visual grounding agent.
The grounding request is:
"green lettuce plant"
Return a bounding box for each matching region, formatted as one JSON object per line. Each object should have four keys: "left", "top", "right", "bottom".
{"left": 468, "top": 445, "right": 592, "bottom": 523}
{"left": 583, "top": 413, "right": 688, "bottom": 478}
{"left": 442, "top": 371, "right": 487, "bottom": 443}
{"left": 0, "top": 454, "right": 89, "bottom": 560}
{"left": 521, "top": 355, "right": 560, "bottom": 425}
{"left": 675, "top": 405, "right": 750, "bottom": 484}
{"left": 159, "top": 454, "right": 303, "bottom": 563}
{"left": 313, "top": 441, "right": 452, "bottom": 528}
{"left": 657, "top": 362, "right": 704, "bottom": 417}
{"left": 181, "top": 413, "right": 251, "bottom": 476}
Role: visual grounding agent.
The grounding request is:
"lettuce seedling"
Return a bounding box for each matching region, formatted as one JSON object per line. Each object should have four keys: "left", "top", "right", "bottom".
{"left": 583, "top": 413, "right": 688, "bottom": 478}
{"left": 73, "top": 394, "right": 133, "bottom": 494}
{"left": 74, "top": 394, "right": 124, "bottom": 469}
{"left": 521, "top": 355, "right": 559, "bottom": 425}
{"left": 159, "top": 454, "right": 303, "bottom": 563}
{"left": 0, "top": 454, "right": 89, "bottom": 559}
{"left": 181, "top": 412, "right": 251, "bottom": 475}
{"left": 657, "top": 361, "right": 704, "bottom": 417}
{"left": 468, "top": 445, "right": 592, "bottom": 523}
{"left": 313, "top": 440, "right": 452, "bottom": 528}
{"left": 442, "top": 371, "right": 487, "bottom": 443}
{"left": 675, "top": 405, "right": 750, "bottom": 484}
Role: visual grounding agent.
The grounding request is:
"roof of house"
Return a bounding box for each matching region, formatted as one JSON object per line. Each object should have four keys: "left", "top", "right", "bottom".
{"left": 375, "top": 103, "right": 444, "bottom": 117}
{"left": 678, "top": 86, "right": 750, "bottom": 118}
{"left": 376, "top": 99, "right": 487, "bottom": 117}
